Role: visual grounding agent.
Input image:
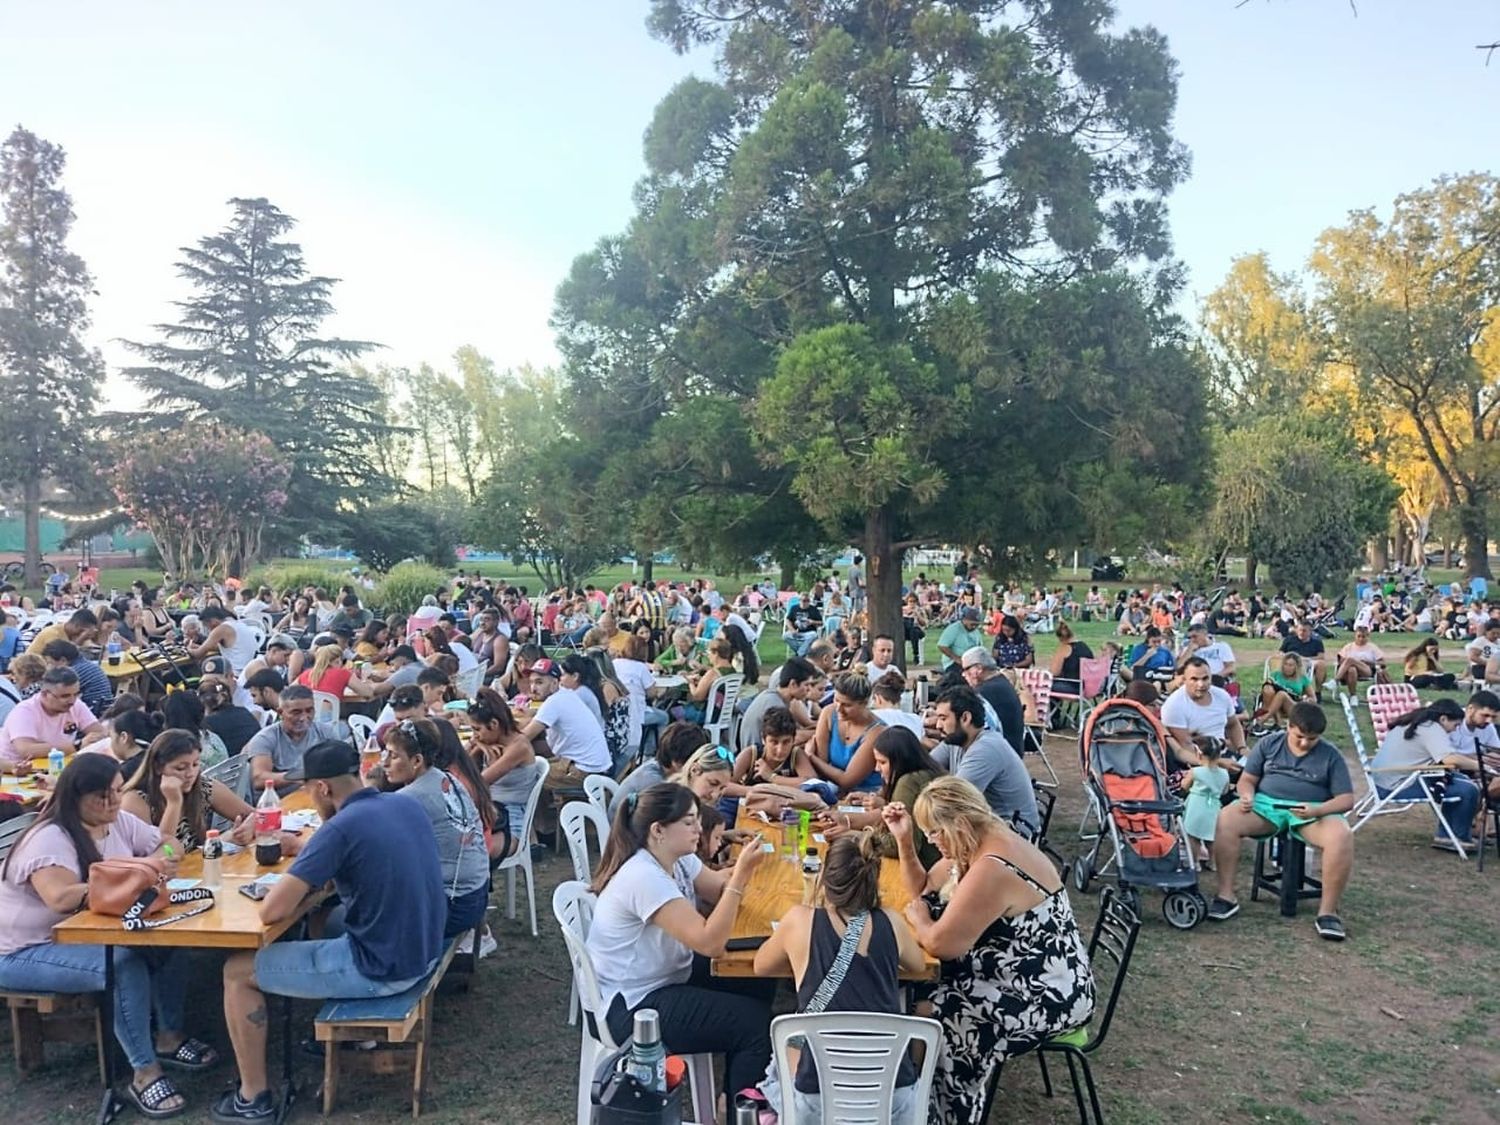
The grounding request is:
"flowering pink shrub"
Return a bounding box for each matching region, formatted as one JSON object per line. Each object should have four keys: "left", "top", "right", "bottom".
{"left": 114, "top": 425, "right": 291, "bottom": 578}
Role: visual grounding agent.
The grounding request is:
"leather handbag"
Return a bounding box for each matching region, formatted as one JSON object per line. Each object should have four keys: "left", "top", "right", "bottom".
{"left": 87, "top": 857, "right": 168, "bottom": 917}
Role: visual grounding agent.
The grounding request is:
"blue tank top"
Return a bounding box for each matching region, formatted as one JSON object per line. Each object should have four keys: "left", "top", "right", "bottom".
{"left": 830, "top": 713, "right": 881, "bottom": 792}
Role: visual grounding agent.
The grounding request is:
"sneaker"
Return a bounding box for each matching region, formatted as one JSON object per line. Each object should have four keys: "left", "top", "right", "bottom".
{"left": 211, "top": 1089, "right": 275, "bottom": 1124}
{"left": 1315, "top": 914, "right": 1346, "bottom": 941}
{"left": 1206, "top": 897, "right": 1240, "bottom": 921}
{"left": 477, "top": 929, "right": 498, "bottom": 959}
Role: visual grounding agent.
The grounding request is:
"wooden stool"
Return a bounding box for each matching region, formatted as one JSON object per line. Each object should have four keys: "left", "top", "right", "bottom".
{"left": 1251, "top": 832, "right": 1322, "bottom": 917}
{"left": 2, "top": 991, "right": 107, "bottom": 1081}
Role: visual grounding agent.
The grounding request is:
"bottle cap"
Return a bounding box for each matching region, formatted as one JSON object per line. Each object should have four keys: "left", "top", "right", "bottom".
{"left": 206, "top": 829, "right": 220, "bottom": 838}
{"left": 632, "top": 1008, "right": 661, "bottom": 1046}
{"left": 664, "top": 1055, "right": 686, "bottom": 1089}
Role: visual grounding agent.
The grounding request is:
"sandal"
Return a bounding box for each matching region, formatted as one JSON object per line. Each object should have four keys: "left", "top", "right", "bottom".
{"left": 157, "top": 1036, "right": 219, "bottom": 1071}
{"left": 127, "top": 1075, "right": 186, "bottom": 1119}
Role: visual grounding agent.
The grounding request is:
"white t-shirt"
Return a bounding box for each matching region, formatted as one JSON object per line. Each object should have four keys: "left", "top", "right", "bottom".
{"left": 1339, "top": 642, "right": 1385, "bottom": 665}
{"left": 864, "top": 661, "right": 898, "bottom": 684}
{"left": 1450, "top": 720, "right": 1500, "bottom": 756}
{"left": 1372, "top": 721, "right": 1454, "bottom": 776}
{"left": 220, "top": 620, "right": 260, "bottom": 675}
{"left": 449, "top": 640, "right": 479, "bottom": 674}
{"left": 588, "top": 850, "right": 704, "bottom": 1011}
{"left": 724, "top": 611, "right": 753, "bottom": 640}
{"left": 873, "top": 708, "right": 924, "bottom": 737}
{"left": 1353, "top": 604, "right": 1376, "bottom": 630}
{"left": 1161, "top": 686, "right": 1237, "bottom": 740}
{"left": 535, "top": 688, "right": 611, "bottom": 774}
{"left": 1194, "top": 641, "right": 1235, "bottom": 676}
{"left": 1466, "top": 637, "right": 1499, "bottom": 666}
{"left": 613, "top": 658, "right": 655, "bottom": 752}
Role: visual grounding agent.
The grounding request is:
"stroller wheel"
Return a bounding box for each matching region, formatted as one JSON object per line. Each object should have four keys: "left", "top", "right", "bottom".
{"left": 1072, "top": 856, "right": 1092, "bottom": 893}
{"left": 1163, "top": 889, "right": 1206, "bottom": 930}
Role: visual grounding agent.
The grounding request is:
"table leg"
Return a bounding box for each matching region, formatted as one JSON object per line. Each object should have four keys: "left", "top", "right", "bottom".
{"left": 273, "top": 994, "right": 296, "bottom": 1125}
{"left": 95, "top": 945, "right": 122, "bottom": 1125}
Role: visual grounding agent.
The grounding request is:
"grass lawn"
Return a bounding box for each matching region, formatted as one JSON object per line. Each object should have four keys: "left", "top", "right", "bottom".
{"left": 4, "top": 569, "right": 1495, "bottom": 1122}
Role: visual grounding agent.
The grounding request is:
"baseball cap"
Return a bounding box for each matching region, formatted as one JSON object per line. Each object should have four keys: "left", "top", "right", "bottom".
{"left": 529, "top": 658, "right": 562, "bottom": 679}
{"left": 267, "top": 634, "right": 296, "bottom": 651}
{"left": 283, "top": 739, "right": 360, "bottom": 782}
{"left": 960, "top": 646, "right": 996, "bottom": 670}
{"left": 200, "top": 655, "right": 233, "bottom": 678}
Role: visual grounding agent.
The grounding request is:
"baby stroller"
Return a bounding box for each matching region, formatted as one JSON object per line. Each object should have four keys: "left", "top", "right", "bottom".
{"left": 1073, "top": 698, "right": 1206, "bottom": 929}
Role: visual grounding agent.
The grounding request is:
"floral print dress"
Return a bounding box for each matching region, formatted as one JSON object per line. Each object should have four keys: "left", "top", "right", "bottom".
{"left": 923, "top": 855, "right": 1096, "bottom": 1124}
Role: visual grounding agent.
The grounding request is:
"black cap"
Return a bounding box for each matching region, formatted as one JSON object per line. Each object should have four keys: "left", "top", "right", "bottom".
{"left": 283, "top": 739, "right": 359, "bottom": 782}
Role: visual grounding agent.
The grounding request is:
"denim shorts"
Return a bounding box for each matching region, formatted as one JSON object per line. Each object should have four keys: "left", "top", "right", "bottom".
{"left": 254, "top": 934, "right": 431, "bottom": 1000}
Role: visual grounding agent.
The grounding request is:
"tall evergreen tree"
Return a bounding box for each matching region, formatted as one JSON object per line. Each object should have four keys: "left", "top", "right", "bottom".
{"left": 0, "top": 126, "right": 104, "bottom": 585}
{"left": 120, "top": 197, "right": 392, "bottom": 552}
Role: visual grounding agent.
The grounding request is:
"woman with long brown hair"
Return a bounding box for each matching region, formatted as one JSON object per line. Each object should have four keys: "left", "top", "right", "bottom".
{"left": 586, "top": 782, "right": 771, "bottom": 1102}
{"left": 122, "top": 729, "right": 263, "bottom": 852}
{"left": 468, "top": 687, "right": 537, "bottom": 848}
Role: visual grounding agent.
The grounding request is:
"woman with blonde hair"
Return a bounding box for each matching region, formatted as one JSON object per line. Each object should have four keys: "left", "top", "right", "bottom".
{"left": 296, "top": 643, "right": 373, "bottom": 701}
{"left": 669, "top": 742, "right": 735, "bottom": 805}
{"left": 885, "top": 776, "right": 1094, "bottom": 1124}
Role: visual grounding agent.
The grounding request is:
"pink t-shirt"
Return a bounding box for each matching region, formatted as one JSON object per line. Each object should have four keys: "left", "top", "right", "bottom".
{"left": 0, "top": 695, "right": 99, "bottom": 766}
{"left": 0, "top": 812, "right": 161, "bottom": 954}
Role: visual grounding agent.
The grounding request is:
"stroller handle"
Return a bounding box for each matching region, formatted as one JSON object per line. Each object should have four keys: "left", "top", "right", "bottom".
{"left": 1111, "top": 799, "right": 1184, "bottom": 815}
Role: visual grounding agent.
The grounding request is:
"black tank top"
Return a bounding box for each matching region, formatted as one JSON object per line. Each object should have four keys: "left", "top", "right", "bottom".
{"left": 792, "top": 909, "right": 915, "bottom": 1093}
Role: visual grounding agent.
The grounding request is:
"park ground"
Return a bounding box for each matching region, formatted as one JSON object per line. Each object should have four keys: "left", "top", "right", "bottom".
{"left": 1, "top": 563, "right": 1497, "bottom": 1122}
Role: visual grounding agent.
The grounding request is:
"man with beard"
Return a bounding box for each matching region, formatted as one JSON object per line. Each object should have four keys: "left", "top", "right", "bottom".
{"left": 929, "top": 684, "right": 1039, "bottom": 837}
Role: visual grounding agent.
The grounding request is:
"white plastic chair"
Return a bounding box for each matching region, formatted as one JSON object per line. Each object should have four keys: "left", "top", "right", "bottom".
{"left": 455, "top": 663, "right": 484, "bottom": 700}
{"left": 552, "top": 882, "right": 718, "bottom": 1125}
{"left": 0, "top": 811, "right": 39, "bottom": 862}
{"left": 347, "top": 713, "right": 376, "bottom": 748}
{"left": 702, "top": 673, "right": 744, "bottom": 748}
{"left": 203, "top": 752, "right": 251, "bottom": 806}
{"left": 559, "top": 801, "right": 610, "bottom": 885}
{"left": 770, "top": 1011, "right": 940, "bottom": 1125}
{"left": 312, "top": 690, "right": 341, "bottom": 726}
{"left": 582, "top": 773, "right": 621, "bottom": 822}
{"left": 494, "top": 762, "right": 548, "bottom": 936}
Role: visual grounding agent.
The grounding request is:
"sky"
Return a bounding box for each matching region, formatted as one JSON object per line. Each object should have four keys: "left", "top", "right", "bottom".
{"left": 0, "top": 1, "right": 1495, "bottom": 408}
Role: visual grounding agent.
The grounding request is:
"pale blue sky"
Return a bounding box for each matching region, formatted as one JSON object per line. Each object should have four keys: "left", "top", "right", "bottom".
{"left": 0, "top": 1, "right": 1494, "bottom": 404}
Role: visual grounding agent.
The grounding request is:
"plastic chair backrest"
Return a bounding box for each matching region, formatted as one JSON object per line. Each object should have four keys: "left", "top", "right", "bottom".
{"left": 0, "top": 811, "right": 39, "bottom": 862}
{"left": 583, "top": 774, "right": 620, "bottom": 822}
{"left": 552, "top": 881, "right": 613, "bottom": 1047}
{"left": 260, "top": 709, "right": 279, "bottom": 728}
{"left": 203, "top": 753, "right": 249, "bottom": 804}
{"left": 347, "top": 714, "right": 376, "bottom": 747}
{"left": 771, "top": 1012, "right": 941, "bottom": 1125}
{"left": 312, "top": 690, "right": 341, "bottom": 726}
{"left": 703, "top": 674, "right": 744, "bottom": 731}
{"left": 455, "top": 664, "right": 484, "bottom": 700}
{"left": 559, "top": 801, "right": 611, "bottom": 884}
{"left": 1367, "top": 683, "right": 1419, "bottom": 743}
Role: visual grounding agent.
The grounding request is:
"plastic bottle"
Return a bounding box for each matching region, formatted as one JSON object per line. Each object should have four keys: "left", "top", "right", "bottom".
{"left": 202, "top": 830, "right": 223, "bottom": 890}
{"left": 106, "top": 638, "right": 122, "bottom": 666}
{"left": 47, "top": 748, "right": 65, "bottom": 777}
{"left": 625, "top": 1008, "right": 667, "bottom": 1094}
{"left": 780, "top": 807, "right": 801, "bottom": 862}
{"left": 254, "top": 781, "right": 283, "bottom": 866}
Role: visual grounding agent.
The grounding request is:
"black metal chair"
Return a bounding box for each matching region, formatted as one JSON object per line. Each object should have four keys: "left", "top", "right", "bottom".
{"left": 1473, "top": 745, "right": 1500, "bottom": 873}
{"left": 1034, "top": 886, "right": 1143, "bottom": 1124}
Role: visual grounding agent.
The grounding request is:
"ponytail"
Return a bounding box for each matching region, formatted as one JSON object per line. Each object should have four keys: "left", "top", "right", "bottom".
{"left": 590, "top": 782, "right": 697, "bottom": 893}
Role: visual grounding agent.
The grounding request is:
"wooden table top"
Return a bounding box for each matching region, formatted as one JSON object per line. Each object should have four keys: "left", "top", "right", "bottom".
{"left": 53, "top": 793, "right": 323, "bottom": 950}
{"left": 712, "top": 809, "right": 939, "bottom": 980}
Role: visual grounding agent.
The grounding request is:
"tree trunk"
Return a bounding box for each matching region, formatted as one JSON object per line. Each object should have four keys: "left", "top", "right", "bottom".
{"left": 1368, "top": 536, "right": 1389, "bottom": 572}
{"left": 1392, "top": 520, "right": 1409, "bottom": 572}
{"left": 1458, "top": 502, "right": 1492, "bottom": 580}
{"left": 864, "top": 507, "right": 905, "bottom": 671}
{"left": 22, "top": 477, "right": 41, "bottom": 588}
{"left": 1245, "top": 553, "right": 1258, "bottom": 589}
{"left": 1443, "top": 541, "right": 1453, "bottom": 569}
{"left": 641, "top": 555, "right": 654, "bottom": 583}
{"left": 778, "top": 556, "right": 797, "bottom": 591}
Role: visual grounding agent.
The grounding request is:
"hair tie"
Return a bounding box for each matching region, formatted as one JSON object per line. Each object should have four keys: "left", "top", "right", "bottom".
{"left": 624, "top": 791, "right": 639, "bottom": 817}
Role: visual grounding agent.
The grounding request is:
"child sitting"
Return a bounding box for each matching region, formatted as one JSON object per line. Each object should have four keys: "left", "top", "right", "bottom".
{"left": 749, "top": 830, "right": 926, "bottom": 1123}
{"left": 1181, "top": 739, "right": 1230, "bottom": 869}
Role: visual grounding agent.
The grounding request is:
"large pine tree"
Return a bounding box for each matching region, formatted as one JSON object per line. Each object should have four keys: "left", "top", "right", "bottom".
{"left": 121, "top": 197, "right": 393, "bottom": 553}
{"left": 0, "top": 127, "right": 104, "bottom": 585}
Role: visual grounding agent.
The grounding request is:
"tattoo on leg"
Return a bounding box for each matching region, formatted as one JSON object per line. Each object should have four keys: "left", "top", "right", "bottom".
{"left": 247, "top": 1006, "right": 268, "bottom": 1027}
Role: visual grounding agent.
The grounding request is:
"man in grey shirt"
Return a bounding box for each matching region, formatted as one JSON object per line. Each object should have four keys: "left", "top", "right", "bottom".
{"left": 930, "top": 685, "right": 1039, "bottom": 837}
{"left": 738, "top": 656, "right": 819, "bottom": 750}
{"left": 246, "top": 684, "right": 342, "bottom": 789}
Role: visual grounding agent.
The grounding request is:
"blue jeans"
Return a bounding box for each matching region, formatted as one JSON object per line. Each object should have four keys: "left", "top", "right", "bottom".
{"left": 786, "top": 631, "right": 817, "bottom": 656}
{"left": 253, "top": 934, "right": 432, "bottom": 1000}
{"left": 0, "top": 942, "right": 188, "bottom": 1070}
{"left": 1378, "top": 773, "right": 1481, "bottom": 843}
{"left": 444, "top": 884, "right": 489, "bottom": 940}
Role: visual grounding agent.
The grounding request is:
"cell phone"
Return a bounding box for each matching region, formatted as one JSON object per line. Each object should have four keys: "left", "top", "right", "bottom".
{"left": 725, "top": 936, "right": 767, "bottom": 952}
{"left": 239, "top": 881, "right": 270, "bottom": 901}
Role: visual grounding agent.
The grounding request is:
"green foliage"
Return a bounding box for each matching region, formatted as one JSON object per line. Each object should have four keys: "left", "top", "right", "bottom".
{"left": 371, "top": 562, "right": 451, "bottom": 616}
{"left": 337, "top": 498, "right": 458, "bottom": 573}
{"left": 0, "top": 126, "right": 104, "bottom": 581}
{"left": 118, "top": 197, "right": 395, "bottom": 546}
{"left": 248, "top": 562, "right": 348, "bottom": 597}
{"left": 1209, "top": 415, "right": 1398, "bottom": 593}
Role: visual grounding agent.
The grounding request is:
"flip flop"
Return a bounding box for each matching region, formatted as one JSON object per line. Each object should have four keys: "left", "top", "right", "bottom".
{"left": 127, "top": 1075, "right": 186, "bottom": 1119}
{"left": 157, "top": 1036, "right": 219, "bottom": 1071}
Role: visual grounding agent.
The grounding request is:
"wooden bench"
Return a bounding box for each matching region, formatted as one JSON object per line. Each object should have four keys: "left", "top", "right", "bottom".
{"left": 313, "top": 937, "right": 462, "bottom": 1118}
{"left": 1, "top": 990, "right": 106, "bottom": 1081}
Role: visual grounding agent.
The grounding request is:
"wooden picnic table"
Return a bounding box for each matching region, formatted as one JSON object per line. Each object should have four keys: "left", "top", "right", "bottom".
{"left": 53, "top": 792, "right": 324, "bottom": 1125}
{"left": 712, "top": 806, "right": 939, "bottom": 981}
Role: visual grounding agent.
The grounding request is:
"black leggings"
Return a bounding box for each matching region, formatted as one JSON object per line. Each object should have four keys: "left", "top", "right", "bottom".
{"left": 606, "top": 957, "right": 773, "bottom": 1109}
{"left": 1407, "top": 673, "right": 1458, "bottom": 691}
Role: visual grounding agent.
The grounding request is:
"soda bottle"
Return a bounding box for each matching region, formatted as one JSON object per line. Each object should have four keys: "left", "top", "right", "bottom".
{"left": 625, "top": 1008, "right": 667, "bottom": 1094}
{"left": 47, "top": 748, "right": 65, "bottom": 777}
{"left": 202, "top": 830, "right": 223, "bottom": 890}
{"left": 254, "top": 782, "right": 282, "bottom": 866}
